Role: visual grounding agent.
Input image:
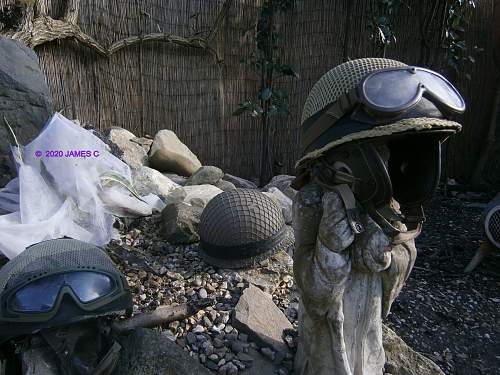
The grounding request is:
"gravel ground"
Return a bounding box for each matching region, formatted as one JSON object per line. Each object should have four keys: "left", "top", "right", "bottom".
{"left": 0, "top": 191, "right": 496, "bottom": 374}
{"left": 386, "top": 192, "right": 500, "bottom": 375}
{"left": 108, "top": 214, "right": 297, "bottom": 374}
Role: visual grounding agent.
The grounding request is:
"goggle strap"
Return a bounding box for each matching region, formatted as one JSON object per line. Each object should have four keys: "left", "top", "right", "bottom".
{"left": 301, "top": 88, "right": 358, "bottom": 150}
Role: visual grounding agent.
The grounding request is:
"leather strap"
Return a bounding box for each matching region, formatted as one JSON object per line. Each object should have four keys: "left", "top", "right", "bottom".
{"left": 301, "top": 88, "right": 359, "bottom": 150}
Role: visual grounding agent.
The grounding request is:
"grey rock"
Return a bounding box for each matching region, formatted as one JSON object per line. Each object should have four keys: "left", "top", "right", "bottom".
{"left": 198, "top": 288, "right": 208, "bottom": 299}
{"left": 206, "top": 360, "right": 220, "bottom": 371}
{"left": 161, "top": 201, "right": 203, "bottom": 244}
{"left": 182, "top": 184, "right": 224, "bottom": 208}
{"left": 132, "top": 166, "right": 179, "bottom": 201}
{"left": 233, "top": 285, "right": 293, "bottom": 353}
{"left": 260, "top": 347, "right": 275, "bottom": 361}
{"left": 116, "top": 328, "right": 212, "bottom": 374}
{"left": 107, "top": 127, "right": 148, "bottom": 169}
{"left": 262, "top": 175, "right": 296, "bottom": 200}
{"left": 193, "top": 325, "right": 205, "bottom": 333}
{"left": 263, "top": 187, "right": 293, "bottom": 224}
{"left": 185, "top": 166, "right": 224, "bottom": 186}
{"left": 149, "top": 129, "right": 202, "bottom": 176}
{"left": 163, "top": 173, "right": 188, "bottom": 185}
{"left": 0, "top": 37, "right": 53, "bottom": 171}
{"left": 186, "top": 332, "right": 197, "bottom": 345}
{"left": 162, "top": 187, "right": 187, "bottom": 206}
{"left": 216, "top": 179, "right": 237, "bottom": 191}
{"left": 133, "top": 137, "right": 154, "bottom": 154}
{"left": 383, "top": 325, "right": 445, "bottom": 375}
{"left": 223, "top": 174, "right": 258, "bottom": 189}
{"left": 238, "top": 250, "right": 293, "bottom": 294}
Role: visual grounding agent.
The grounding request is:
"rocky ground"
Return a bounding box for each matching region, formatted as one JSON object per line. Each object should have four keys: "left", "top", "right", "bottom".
{"left": 387, "top": 191, "right": 500, "bottom": 375}
{"left": 106, "top": 188, "right": 500, "bottom": 375}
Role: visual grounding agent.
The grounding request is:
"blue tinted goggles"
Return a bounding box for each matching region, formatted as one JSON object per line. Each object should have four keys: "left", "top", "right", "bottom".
{"left": 301, "top": 66, "right": 465, "bottom": 151}
{"left": 0, "top": 270, "right": 126, "bottom": 320}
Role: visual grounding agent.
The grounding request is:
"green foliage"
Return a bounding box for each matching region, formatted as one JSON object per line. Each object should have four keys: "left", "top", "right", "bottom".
{"left": 233, "top": 0, "right": 297, "bottom": 119}
{"left": 444, "top": 0, "right": 480, "bottom": 76}
{"left": 368, "top": 0, "right": 403, "bottom": 56}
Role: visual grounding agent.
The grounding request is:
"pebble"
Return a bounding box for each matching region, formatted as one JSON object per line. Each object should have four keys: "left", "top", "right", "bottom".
{"left": 261, "top": 347, "right": 275, "bottom": 361}
{"left": 198, "top": 288, "right": 208, "bottom": 299}
{"left": 186, "top": 332, "right": 196, "bottom": 345}
{"left": 193, "top": 325, "right": 205, "bottom": 333}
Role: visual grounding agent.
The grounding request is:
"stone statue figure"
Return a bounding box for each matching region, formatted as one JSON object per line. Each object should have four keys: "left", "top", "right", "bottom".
{"left": 292, "top": 58, "right": 464, "bottom": 374}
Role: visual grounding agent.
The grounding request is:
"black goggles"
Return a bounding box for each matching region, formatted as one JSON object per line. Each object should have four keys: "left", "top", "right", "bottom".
{"left": 0, "top": 270, "right": 127, "bottom": 322}
{"left": 302, "top": 66, "right": 465, "bottom": 150}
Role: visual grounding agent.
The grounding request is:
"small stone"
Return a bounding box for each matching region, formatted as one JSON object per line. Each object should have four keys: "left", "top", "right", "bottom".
{"left": 238, "top": 333, "right": 248, "bottom": 342}
{"left": 193, "top": 277, "right": 203, "bottom": 287}
{"left": 230, "top": 341, "right": 244, "bottom": 353}
{"left": 217, "top": 358, "right": 226, "bottom": 366}
{"left": 206, "top": 360, "right": 219, "bottom": 370}
{"left": 278, "top": 368, "right": 289, "bottom": 375}
{"left": 186, "top": 332, "right": 197, "bottom": 345}
{"left": 139, "top": 294, "right": 147, "bottom": 301}
{"left": 233, "top": 359, "right": 246, "bottom": 370}
{"left": 236, "top": 352, "right": 254, "bottom": 363}
{"left": 198, "top": 288, "right": 208, "bottom": 299}
{"left": 213, "top": 338, "right": 225, "bottom": 348}
{"left": 261, "top": 347, "right": 275, "bottom": 361}
{"left": 209, "top": 354, "right": 219, "bottom": 361}
{"left": 224, "top": 324, "right": 233, "bottom": 333}
{"left": 193, "top": 325, "right": 205, "bottom": 333}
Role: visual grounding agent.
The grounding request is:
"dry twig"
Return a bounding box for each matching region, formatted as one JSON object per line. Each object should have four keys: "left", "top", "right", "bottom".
{"left": 1, "top": 0, "right": 232, "bottom": 63}
{"left": 113, "top": 298, "right": 215, "bottom": 333}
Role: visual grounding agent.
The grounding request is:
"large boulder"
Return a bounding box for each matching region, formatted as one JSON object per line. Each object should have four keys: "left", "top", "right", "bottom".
{"left": 132, "top": 166, "right": 179, "bottom": 201}
{"left": 106, "top": 127, "right": 148, "bottom": 170}
{"left": 263, "top": 187, "right": 293, "bottom": 224}
{"left": 0, "top": 37, "right": 53, "bottom": 173}
{"left": 263, "top": 175, "right": 297, "bottom": 200}
{"left": 116, "top": 328, "right": 212, "bottom": 375}
{"left": 161, "top": 201, "right": 203, "bottom": 244}
{"left": 185, "top": 166, "right": 224, "bottom": 186}
{"left": 383, "top": 325, "right": 445, "bottom": 375}
{"left": 149, "top": 130, "right": 202, "bottom": 176}
{"left": 233, "top": 284, "right": 293, "bottom": 353}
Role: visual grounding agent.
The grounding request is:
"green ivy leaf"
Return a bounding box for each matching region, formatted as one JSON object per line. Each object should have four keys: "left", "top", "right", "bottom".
{"left": 279, "top": 65, "right": 299, "bottom": 78}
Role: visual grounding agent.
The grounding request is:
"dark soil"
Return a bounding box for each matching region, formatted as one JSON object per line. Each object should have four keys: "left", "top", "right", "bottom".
{"left": 387, "top": 192, "right": 500, "bottom": 375}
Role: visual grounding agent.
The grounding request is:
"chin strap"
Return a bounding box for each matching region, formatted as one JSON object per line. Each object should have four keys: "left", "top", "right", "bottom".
{"left": 366, "top": 203, "right": 424, "bottom": 244}
{"left": 299, "top": 160, "right": 424, "bottom": 243}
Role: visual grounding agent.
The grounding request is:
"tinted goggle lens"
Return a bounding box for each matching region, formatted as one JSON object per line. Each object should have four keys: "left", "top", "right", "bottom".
{"left": 361, "top": 68, "right": 465, "bottom": 114}
{"left": 11, "top": 272, "right": 115, "bottom": 312}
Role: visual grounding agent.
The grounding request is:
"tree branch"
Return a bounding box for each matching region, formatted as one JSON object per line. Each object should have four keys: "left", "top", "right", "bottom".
{"left": 0, "top": 0, "right": 230, "bottom": 63}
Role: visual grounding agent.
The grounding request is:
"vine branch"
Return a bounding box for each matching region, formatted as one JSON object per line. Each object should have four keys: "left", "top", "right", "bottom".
{"left": 0, "top": 0, "right": 231, "bottom": 63}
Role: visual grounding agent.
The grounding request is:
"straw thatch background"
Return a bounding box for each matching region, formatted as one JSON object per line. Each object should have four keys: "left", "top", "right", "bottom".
{"left": 1, "top": 0, "right": 498, "bottom": 186}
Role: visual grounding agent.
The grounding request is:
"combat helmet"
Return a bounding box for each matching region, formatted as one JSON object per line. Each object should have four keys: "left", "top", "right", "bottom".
{"left": 0, "top": 238, "right": 132, "bottom": 374}
{"left": 199, "top": 189, "right": 294, "bottom": 268}
{"left": 295, "top": 58, "right": 465, "bottom": 238}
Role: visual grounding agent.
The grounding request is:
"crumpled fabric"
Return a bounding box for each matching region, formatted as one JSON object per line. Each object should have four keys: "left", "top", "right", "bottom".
{"left": 293, "top": 182, "right": 416, "bottom": 375}
{"left": 0, "top": 113, "right": 165, "bottom": 259}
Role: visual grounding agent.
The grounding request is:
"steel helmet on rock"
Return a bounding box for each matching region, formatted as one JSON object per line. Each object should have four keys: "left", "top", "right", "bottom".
{"left": 199, "top": 189, "right": 294, "bottom": 268}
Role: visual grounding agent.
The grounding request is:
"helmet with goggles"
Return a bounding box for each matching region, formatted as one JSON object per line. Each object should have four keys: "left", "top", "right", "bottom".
{"left": 0, "top": 238, "right": 132, "bottom": 374}
{"left": 295, "top": 58, "right": 464, "bottom": 239}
